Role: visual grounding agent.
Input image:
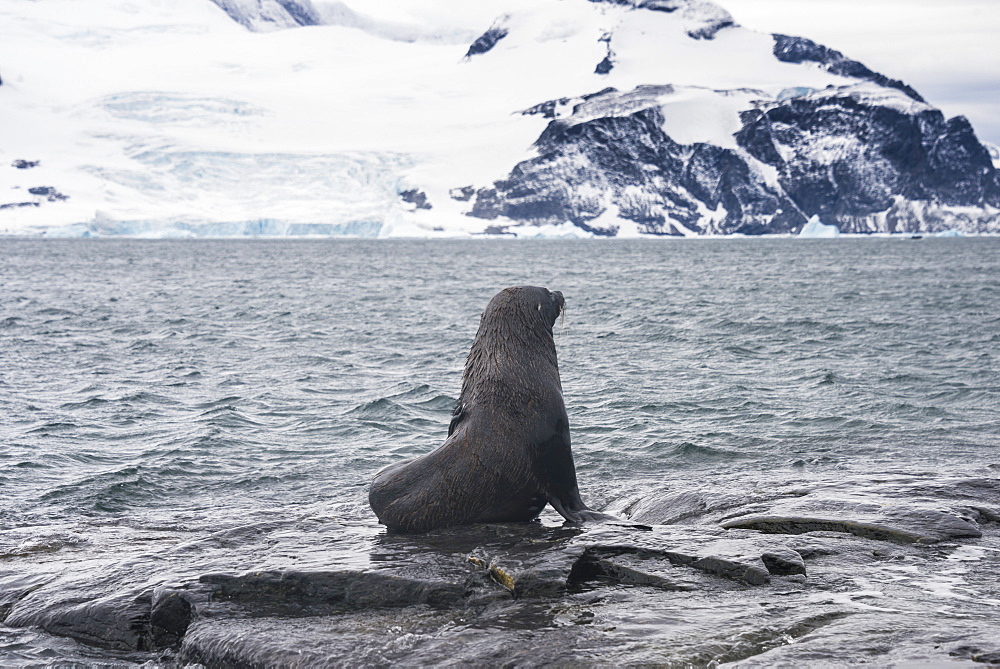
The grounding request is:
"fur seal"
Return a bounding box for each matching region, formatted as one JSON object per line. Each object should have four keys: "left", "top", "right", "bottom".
{"left": 369, "top": 286, "right": 614, "bottom": 533}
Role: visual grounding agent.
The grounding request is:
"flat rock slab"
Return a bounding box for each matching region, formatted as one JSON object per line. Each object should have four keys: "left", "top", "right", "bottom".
{"left": 721, "top": 506, "right": 983, "bottom": 544}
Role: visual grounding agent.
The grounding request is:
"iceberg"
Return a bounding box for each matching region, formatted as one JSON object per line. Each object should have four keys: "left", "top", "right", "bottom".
{"left": 797, "top": 215, "right": 840, "bottom": 238}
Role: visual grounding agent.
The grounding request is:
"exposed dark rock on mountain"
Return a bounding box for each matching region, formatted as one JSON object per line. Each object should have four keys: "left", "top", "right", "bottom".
{"left": 209, "top": 0, "right": 320, "bottom": 31}
{"left": 28, "top": 186, "right": 69, "bottom": 201}
{"left": 449, "top": 186, "right": 475, "bottom": 201}
{"left": 588, "top": 0, "right": 735, "bottom": 40}
{"left": 399, "top": 188, "right": 432, "bottom": 210}
{"left": 773, "top": 34, "right": 924, "bottom": 102}
{"left": 596, "top": 33, "right": 615, "bottom": 74}
{"left": 737, "top": 88, "right": 1000, "bottom": 232}
{"left": 12, "top": 159, "right": 39, "bottom": 169}
{"left": 687, "top": 17, "right": 734, "bottom": 40}
{"left": 470, "top": 85, "right": 1000, "bottom": 235}
{"left": 465, "top": 24, "right": 509, "bottom": 58}
{"left": 0, "top": 201, "right": 39, "bottom": 211}
{"left": 470, "top": 93, "right": 804, "bottom": 236}
{"left": 2, "top": 186, "right": 71, "bottom": 212}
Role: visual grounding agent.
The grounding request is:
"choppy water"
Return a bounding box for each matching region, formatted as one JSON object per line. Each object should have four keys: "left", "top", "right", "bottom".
{"left": 1, "top": 238, "right": 999, "bottom": 666}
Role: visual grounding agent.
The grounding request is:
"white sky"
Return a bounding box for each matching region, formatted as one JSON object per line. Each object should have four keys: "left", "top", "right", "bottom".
{"left": 722, "top": 0, "right": 1000, "bottom": 146}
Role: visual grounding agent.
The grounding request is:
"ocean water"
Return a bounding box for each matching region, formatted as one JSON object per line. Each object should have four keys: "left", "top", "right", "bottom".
{"left": 1, "top": 238, "right": 998, "bottom": 666}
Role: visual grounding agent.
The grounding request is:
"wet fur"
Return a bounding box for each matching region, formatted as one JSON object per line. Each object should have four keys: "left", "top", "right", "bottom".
{"left": 369, "top": 286, "right": 605, "bottom": 533}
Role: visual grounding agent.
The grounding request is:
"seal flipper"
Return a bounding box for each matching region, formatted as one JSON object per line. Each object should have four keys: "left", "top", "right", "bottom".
{"left": 536, "top": 419, "right": 611, "bottom": 524}
{"left": 548, "top": 491, "right": 618, "bottom": 524}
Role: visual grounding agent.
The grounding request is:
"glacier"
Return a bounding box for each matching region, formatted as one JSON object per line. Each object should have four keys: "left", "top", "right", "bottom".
{"left": 1, "top": 0, "right": 997, "bottom": 238}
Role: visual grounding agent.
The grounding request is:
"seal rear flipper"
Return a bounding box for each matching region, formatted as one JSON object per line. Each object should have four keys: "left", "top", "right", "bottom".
{"left": 548, "top": 499, "right": 648, "bottom": 529}
{"left": 575, "top": 509, "right": 622, "bottom": 523}
{"left": 548, "top": 493, "right": 612, "bottom": 524}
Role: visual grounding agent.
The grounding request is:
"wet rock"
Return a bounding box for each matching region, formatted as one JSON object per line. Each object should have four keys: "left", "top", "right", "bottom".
{"left": 787, "top": 540, "right": 839, "bottom": 560}
{"left": 180, "top": 604, "right": 628, "bottom": 667}
{"left": 149, "top": 588, "right": 194, "bottom": 648}
{"left": 576, "top": 544, "right": 770, "bottom": 586}
{"left": 179, "top": 609, "right": 470, "bottom": 667}
{"left": 722, "top": 506, "right": 983, "bottom": 544}
{"left": 5, "top": 496, "right": 993, "bottom": 664}
{"left": 970, "top": 506, "right": 1000, "bottom": 523}
{"left": 202, "top": 569, "right": 469, "bottom": 614}
{"left": 691, "top": 555, "right": 770, "bottom": 585}
{"left": 5, "top": 588, "right": 157, "bottom": 651}
{"left": 627, "top": 489, "right": 759, "bottom": 525}
{"left": 760, "top": 548, "right": 807, "bottom": 576}
{"left": 0, "top": 575, "right": 50, "bottom": 624}
{"left": 871, "top": 547, "right": 906, "bottom": 560}
{"left": 570, "top": 554, "right": 698, "bottom": 591}
{"left": 950, "top": 645, "right": 1000, "bottom": 665}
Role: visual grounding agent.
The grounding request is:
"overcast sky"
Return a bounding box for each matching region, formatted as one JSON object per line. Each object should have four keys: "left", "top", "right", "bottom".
{"left": 722, "top": 0, "right": 1000, "bottom": 146}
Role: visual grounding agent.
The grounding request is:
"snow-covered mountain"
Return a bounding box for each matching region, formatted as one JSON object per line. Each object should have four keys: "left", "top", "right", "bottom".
{"left": 1, "top": 0, "right": 997, "bottom": 237}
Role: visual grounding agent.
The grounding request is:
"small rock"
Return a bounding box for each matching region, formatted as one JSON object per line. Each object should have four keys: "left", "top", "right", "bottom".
{"left": 761, "top": 549, "right": 807, "bottom": 576}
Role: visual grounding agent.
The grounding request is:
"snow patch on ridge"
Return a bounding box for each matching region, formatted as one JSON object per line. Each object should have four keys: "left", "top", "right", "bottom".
{"left": 987, "top": 143, "right": 1000, "bottom": 169}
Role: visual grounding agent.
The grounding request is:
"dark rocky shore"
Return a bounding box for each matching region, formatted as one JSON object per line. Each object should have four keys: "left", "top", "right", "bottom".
{"left": 3, "top": 472, "right": 998, "bottom": 666}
